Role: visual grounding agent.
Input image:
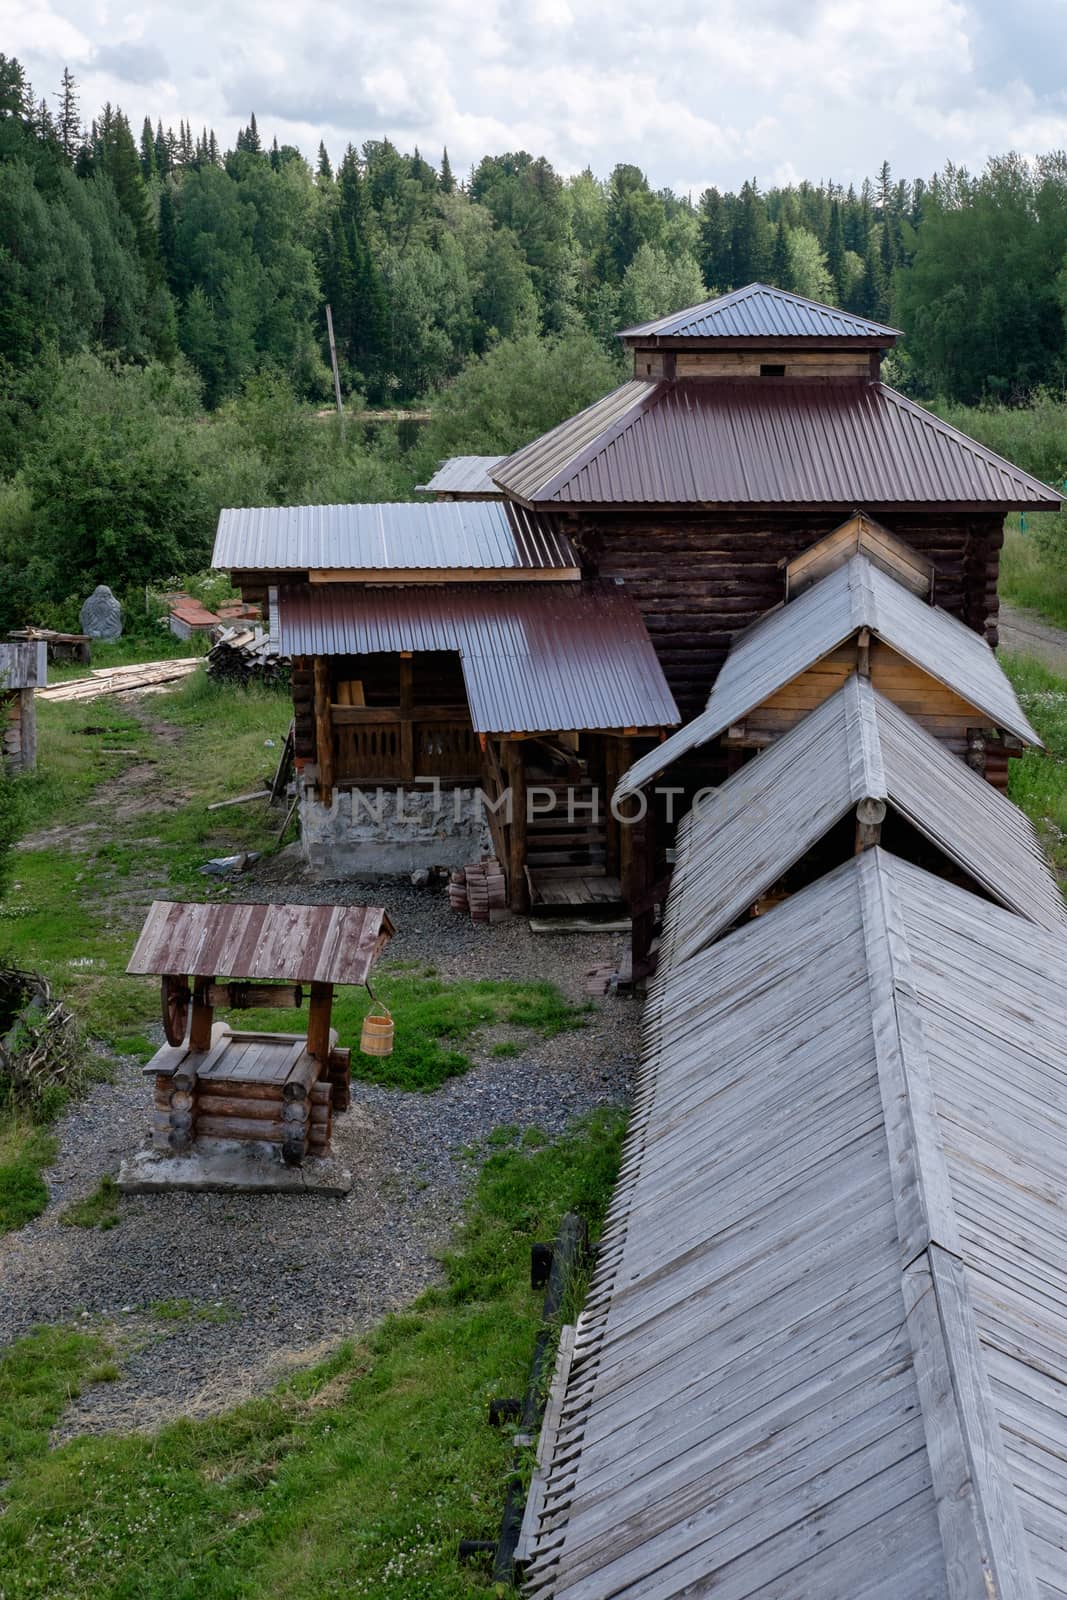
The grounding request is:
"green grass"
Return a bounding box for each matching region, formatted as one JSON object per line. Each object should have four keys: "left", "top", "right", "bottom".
{"left": 0, "top": 1118, "right": 56, "bottom": 1233}
{"left": 60, "top": 1174, "right": 121, "bottom": 1231}
{"left": 232, "top": 971, "right": 594, "bottom": 1092}
{"left": 0, "top": 1109, "right": 625, "bottom": 1600}
{"left": 1000, "top": 521, "right": 1067, "bottom": 631}
{"left": 1003, "top": 653, "right": 1067, "bottom": 881}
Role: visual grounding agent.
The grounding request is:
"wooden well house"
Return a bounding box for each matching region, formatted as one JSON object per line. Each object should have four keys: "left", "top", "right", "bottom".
{"left": 127, "top": 900, "right": 392, "bottom": 1168}
{"left": 215, "top": 502, "right": 679, "bottom": 915}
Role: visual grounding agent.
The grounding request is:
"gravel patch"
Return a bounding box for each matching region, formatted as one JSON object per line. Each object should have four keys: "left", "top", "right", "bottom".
{"left": 0, "top": 868, "right": 638, "bottom": 1434}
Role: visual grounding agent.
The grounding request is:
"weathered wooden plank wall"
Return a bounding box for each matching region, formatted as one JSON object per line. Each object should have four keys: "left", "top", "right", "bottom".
{"left": 571, "top": 510, "right": 1004, "bottom": 720}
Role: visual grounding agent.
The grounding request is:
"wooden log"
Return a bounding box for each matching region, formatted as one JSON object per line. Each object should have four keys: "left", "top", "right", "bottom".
{"left": 327, "top": 1045, "right": 351, "bottom": 1112}
{"left": 503, "top": 740, "right": 528, "bottom": 913}
{"left": 205, "top": 982, "right": 303, "bottom": 1009}
{"left": 282, "top": 1099, "right": 310, "bottom": 1124}
{"left": 195, "top": 1116, "right": 286, "bottom": 1141}
{"left": 186, "top": 1094, "right": 284, "bottom": 1120}
{"left": 197, "top": 1078, "right": 288, "bottom": 1102}
{"left": 282, "top": 1052, "right": 321, "bottom": 1099}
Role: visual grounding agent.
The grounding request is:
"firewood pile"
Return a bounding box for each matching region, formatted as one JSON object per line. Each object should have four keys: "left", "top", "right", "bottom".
{"left": 448, "top": 858, "right": 510, "bottom": 923}
{"left": 206, "top": 627, "right": 289, "bottom": 687}
{"left": 0, "top": 963, "right": 80, "bottom": 1115}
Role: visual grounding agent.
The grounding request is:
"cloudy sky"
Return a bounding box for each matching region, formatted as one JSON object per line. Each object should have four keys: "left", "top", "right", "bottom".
{"left": 7, "top": 0, "right": 1067, "bottom": 193}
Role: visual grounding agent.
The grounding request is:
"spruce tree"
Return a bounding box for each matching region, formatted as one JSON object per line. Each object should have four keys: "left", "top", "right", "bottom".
{"left": 316, "top": 141, "right": 333, "bottom": 182}
{"left": 33, "top": 96, "right": 55, "bottom": 141}
{"left": 825, "top": 199, "right": 845, "bottom": 300}
{"left": 139, "top": 115, "right": 156, "bottom": 179}
{"left": 0, "top": 55, "right": 31, "bottom": 120}
{"left": 730, "top": 180, "right": 771, "bottom": 287}
{"left": 439, "top": 146, "right": 455, "bottom": 194}
{"left": 154, "top": 119, "right": 169, "bottom": 176}
{"left": 56, "top": 66, "right": 80, "bottom": 159}
{"left": 770, "top": 217, "right": 792, "bottom": 291}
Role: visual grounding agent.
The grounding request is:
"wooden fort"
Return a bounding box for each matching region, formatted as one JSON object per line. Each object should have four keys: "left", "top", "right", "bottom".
{"left": 127, "top": 901, "right": 392, "bottom": 1167}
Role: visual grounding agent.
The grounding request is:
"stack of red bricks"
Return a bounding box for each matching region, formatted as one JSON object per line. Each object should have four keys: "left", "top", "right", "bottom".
{"left": 448, "top": 859, "right": 509, "bottom": 923}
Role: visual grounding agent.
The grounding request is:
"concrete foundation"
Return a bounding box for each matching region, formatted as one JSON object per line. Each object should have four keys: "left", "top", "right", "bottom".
{"left": 299, "top": 778, "right": 490, "bottom": 875}
{"left": 119, "top": 1141, "right": 353, "bottom": 1195}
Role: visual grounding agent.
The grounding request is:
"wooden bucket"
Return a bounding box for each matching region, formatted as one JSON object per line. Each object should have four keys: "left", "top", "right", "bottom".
{"left": 360, "top": 1005, "right": 394, "bottom": 1057}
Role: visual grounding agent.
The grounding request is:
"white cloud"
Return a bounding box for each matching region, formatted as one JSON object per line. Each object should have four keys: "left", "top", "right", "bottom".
{"left": 5, "top": 0, "right": 1067, "bottom": 190}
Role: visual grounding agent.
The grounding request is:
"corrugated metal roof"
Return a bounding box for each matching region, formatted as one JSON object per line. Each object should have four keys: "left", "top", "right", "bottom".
{"left": 489, "top": 380, "right": 652, "bottom": 506}
{"left": 617, "top": 281, "right": 902, "bottom": 343}
{"left": 523, "top": 849, "right": 1067, "bottom": 1597}
{"left": 616, "top": 552, "right": 1040, "bottom": 796}
{"left": 660, "top": 676, "right": 1065, "bottom": 965}
{"left": 212, "top": 500, "right": 577, "bottom": 574}
{"left": 414, "top": 455, "right": 505, "bottom": 496}
{"left": 275, "top": 582, "right": 679, "bottom": 736}
{"left": 127, "top": 901, "right": 393, "bottom": 984}
{"left": 492, "top": 379, "right": 1061, "bottom": 509}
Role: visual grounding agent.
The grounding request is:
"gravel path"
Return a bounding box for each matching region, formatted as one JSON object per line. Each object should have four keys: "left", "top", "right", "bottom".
{"left": 0, "top": 869, "right": 638, "bottom": 1434}
{"left": 999, "top": 601, "right": 1067, "bottom": 676}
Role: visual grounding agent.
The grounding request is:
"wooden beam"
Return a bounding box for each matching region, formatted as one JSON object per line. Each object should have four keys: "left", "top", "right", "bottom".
{"left": 307, "top": 981, "right": 334, "bottom": 1060}
{"left": 503, "top": 740, "right": 528, "bottom": 912}
{"left": 189, "top": 979, "right": 215, "bottom": 1052}
{"left": 312, "top": 657, "right": 334, "bottom": 799}
{"left": 854, "top": 795, "right": 885, "bottom": 852}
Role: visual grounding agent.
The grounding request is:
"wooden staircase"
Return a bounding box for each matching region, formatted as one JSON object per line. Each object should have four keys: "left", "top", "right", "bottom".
{"left": 523, "top": 760, "right": 623, "bottom": 912}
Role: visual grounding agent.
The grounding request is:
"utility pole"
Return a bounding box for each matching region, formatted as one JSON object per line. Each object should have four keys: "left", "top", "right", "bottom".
{"left": 325, "top": 303, "right": 344, "bottom": 435}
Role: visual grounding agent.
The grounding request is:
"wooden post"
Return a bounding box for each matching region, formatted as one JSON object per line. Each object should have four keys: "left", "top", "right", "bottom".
{"left": 856, "top": 626, "right": 871, "bottom": 678}
{"left": 399, "top": 653, "right": 414, "bottom": 780}
{"left": 313, "top": 657, "right": 334, "bottom": 799}
{"left": 189, "top": 979, "right": 215, "bottom": 1051}
{"left": 307, "top": 981, "right": 334, "bottom": 1060}
{"left": 325, "top": 303, "right": 344, "bottom": 433}
{"left": 616, "top": 739, "right": 634, "bottom": 899}
{"left": 503, "top": 739, "right": 528, "bottom": 912}
{"left": 603, "top": 737, "right": 620, "bottom": 877}
{"left": 855, "top": 796, "right": 886, "bottom": 853}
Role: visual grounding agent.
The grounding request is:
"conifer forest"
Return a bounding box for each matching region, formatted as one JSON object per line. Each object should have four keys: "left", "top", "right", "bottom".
{"left": 3, "top": 52, "right": 1067, "bottom": 627}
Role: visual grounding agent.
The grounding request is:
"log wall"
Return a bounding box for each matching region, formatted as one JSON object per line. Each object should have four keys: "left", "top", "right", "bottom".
{"left": 569, "top": 509, "right": 1005, "bottom": 720}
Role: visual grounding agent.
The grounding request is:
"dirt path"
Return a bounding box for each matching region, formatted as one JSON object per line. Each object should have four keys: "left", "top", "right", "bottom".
{"left": 999, "top": 601, "right": 1067, "bottom": 676}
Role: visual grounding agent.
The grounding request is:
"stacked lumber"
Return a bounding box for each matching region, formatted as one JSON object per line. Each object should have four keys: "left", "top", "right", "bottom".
{"left": 449, "top": 858, "right": 509, "bottom": 923}
{"left": 206, "top": 627, "right": 288, "bottom": 686}
{"left": 37, "top": 659, "right": 200, "bottom": 703}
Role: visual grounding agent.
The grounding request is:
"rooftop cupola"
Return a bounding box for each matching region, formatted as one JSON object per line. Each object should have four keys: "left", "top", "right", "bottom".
{"left": 617, "top": 282, "right": 901, "bottom": 383}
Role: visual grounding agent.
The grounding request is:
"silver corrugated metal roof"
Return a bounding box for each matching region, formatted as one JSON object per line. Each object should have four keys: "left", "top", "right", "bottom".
{"left": 617, "top": 282, "right": 902, "bottom": 343}
{"left": 616, "top": 552, "right": 1040, "bottom": 797}
{"left": 523, "top": 849, "right": 1067, "bottom": 1597}
{"left": 414, "top": 455, "right": 505, "bottom": 497}
{"left": 275, "top": 582, "right": 679, "bottom": 736}
{"left": 491, "top": 379, "right": 1060, "bottom": 509}
{"left": 212, "top": 499, "right": 577, "bottom": 574}
{"left": 659, "top": 676, "right": 1065, "bottom": 966}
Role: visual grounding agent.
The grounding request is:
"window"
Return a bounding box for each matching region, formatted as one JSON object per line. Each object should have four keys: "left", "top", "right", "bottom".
{"left": 760, "top": 363, "right": 786, "bottom": 377}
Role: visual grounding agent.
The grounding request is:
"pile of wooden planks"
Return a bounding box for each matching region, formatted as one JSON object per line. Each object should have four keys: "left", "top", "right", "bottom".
{"left": 206, "top": 627, "right": 288, "bottom": 686}
{"left": 37, "top": 658, "right": 200, "bottom": 703}
{"left": 149, "top": 1027, "right": 352, "bottom": 1164}
{"left": 449, "top": 858, "right": 509, "bottom": 923}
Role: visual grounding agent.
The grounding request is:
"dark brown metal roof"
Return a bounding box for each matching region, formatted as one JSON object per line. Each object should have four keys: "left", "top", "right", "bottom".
{"left": 493, "top": 379, "right": 1061, "bottom": 510}
{"left": 213, "top": 499, "right": 576, "bottom": 575}
{"left": 618, "top": 283, "right": 902, "bottom": 345}
{"left": 127, "top": 901, "right": 393, "bottom": 984}
{"left": 275, "top": 582, "right": 680, "bottom": 735}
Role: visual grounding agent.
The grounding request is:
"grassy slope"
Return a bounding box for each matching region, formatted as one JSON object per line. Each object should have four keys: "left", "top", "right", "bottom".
{"left": 1004, "top": 652, "right": 1067, "bottom": 879}
{"left": 0, "top": 1109, "right": 625, "bottom": 1600}
{"left": 1000, "top": 521, "right": 1067, "bottom": 632}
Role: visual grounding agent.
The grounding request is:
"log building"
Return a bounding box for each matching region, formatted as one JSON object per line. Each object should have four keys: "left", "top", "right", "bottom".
{"left": 216, "top": 283, "right": 1058, "bottom": 920}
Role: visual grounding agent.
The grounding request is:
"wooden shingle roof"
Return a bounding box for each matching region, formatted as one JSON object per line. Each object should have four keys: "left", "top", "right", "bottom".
{"left": 616, "top": 551, "right": 1041, "bottom": 798}
{"left": 658, "top": 675, "right": 1066, "bottom": 967}
{"left": 523, "top": 850, "right": 1067, "bottom": 1598}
